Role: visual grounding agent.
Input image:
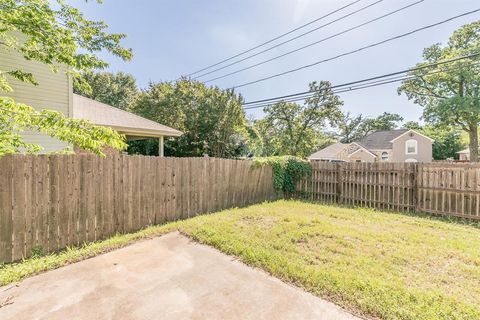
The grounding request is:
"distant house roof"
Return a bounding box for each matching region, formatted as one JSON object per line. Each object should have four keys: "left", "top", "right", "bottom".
{"left": 358, "top": 129, "right": 409, "bottom": 150}
{"left": 308, "top": 142, "right": 348, "bottom": 160}
{"left": 457, "top": 148, "right": 470, "bottom": 154}
{"left": 72, "top": 94, "right": 182, "bottom": 138}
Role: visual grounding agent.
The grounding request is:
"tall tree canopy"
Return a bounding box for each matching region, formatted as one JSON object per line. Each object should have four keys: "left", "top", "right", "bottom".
{"left": 0, "top": 0, "right": 131, "bottom": 155}
{"left": 73, "top": 71, "right": 139, "bottom": 110}
{"left": 398, "top": 21, "right": 480, "bottom": 161}
{"left": 252, "top": 81, "right": 343, "bottom": 157}
{"left": 337, "top": 112, "right": 403, "bottom": 143}
{"left": 132, "top": 79, "right": 248, "bottom": 158}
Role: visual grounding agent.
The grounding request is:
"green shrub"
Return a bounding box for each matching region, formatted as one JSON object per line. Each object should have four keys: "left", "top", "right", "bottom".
{"left": 253, "top": 156, "right": 311, "bottom": 193}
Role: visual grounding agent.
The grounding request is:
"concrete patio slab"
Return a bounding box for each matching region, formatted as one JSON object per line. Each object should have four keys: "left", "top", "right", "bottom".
{"left": 0, "top": 232, "right": 360, "bottom": 320}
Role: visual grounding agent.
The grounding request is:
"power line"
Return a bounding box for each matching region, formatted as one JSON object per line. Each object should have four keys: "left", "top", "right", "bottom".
{"left": 244, "top": 62, "right": 480, "bottom": 109}
{"left": 194, "top": 0, "right": 386, "bottom": 80}
{"left": 232, "top": 8, "right": 480, "bottom": 89}
{"left": 200, "top": 0, "right": 423, "bottom": 82}
{"left": 177, "top": 0, "right": 363, "bottom": 79}
{"left": 242, "top": 53, "right": 480, "bottom": 106}
{"left": 243, "top": 59, "right": 480, "bottom": 110}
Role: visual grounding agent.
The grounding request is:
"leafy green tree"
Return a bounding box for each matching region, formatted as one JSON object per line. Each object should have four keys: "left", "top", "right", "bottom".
{"left": 404, "top": 121, "right": 465, "bottom": 160}
{"left": 337, "top": 112, "right": 365, "bottom": 143}
{"left": 74, "top": 71, "right": 139, "bottom": 110}
{"left": 398, "top": 21, "right": 480, "bottom": 161}
{"left": 337, "top": 112, "right": 403, "bottom": 143}
{"left": 0, "top": 0, "right": 132, "bottom": 155}
{"left": 132, "top": 79, "right": 248, "bottom": 158}
{"left": 253, "top": 81, "right": 343, "bottom": 157}
{"left": 360, "top": 112, "right": 404, "bottom": 134}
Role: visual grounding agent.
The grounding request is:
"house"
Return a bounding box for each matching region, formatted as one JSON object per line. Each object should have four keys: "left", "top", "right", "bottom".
{"left": 309, "top": 129, "right": 434, "bottom": 163}
{"left": 1, "top": 45, "right": 181, "bottom": 156}
{"left": 457, "top": 148, "right": 470, "bottom": 161}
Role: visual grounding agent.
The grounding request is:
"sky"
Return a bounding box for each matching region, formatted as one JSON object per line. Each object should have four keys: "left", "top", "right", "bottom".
{"left": 70, "top": 0, "right": 480, "bottom": 122}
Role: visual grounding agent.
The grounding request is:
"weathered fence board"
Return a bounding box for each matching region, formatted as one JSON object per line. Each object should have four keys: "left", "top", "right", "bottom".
{"left": 298, "top": 161, "right": 480, "bottom": 220}
{"left": 0, "top": 155, "right": 276, "bottom": 263}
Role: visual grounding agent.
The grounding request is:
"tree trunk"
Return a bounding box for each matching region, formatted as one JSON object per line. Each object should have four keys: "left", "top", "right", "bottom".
{"left": 469, "top": 125, "right": 479, "bottom": 162}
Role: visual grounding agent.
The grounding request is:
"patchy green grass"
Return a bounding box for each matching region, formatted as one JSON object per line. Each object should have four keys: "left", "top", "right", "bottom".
{"left": 172, "top": 201, "right": 480, "bottom": 320}
{"left": 2, "top": 200, "right": 480, "bottom": 319}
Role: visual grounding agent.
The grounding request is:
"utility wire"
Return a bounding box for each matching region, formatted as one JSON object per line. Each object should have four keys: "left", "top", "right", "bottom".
{"left": 194, "top": 0, "right": 386, "bottom": 80}
{"left": 244, "top": 62, "right": 480, "bottom": 109}
{"left": 177, "top": 0, "right": 363, "bottom": 79}
{"left": 242, "top": 53, "right": 480, "bottom": 106}
{"left": 243, "top": 59, "right": 480, "bottom": 109}
{"left": 232, "top": 8, "right": 480, "bottom": 89}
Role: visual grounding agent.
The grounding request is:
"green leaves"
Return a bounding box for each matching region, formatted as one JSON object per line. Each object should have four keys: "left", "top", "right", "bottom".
{"left": 398, "top": 21, "right": 480, "bottom": 160}
{"left": 251, "top": 81, "right": 343, "bottom": 158}
{"left": 132, "top": 79, "right": 248, "bottom": 158}
{"left": 0, "top": 97, "right": 127, "bottom": 156}
{"left": 0, "top": 0, "right": 131, "bottom": 156}
{"left": 253, "top": 156, "right": 312, "bottom": 193}
{"left": 73, "top": 71, "right": 139, "bottom": 111}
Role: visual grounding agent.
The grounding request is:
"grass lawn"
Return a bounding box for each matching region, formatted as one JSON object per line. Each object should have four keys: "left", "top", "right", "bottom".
{"left": 2, "top": 200, "right": 480, "bottom": 319}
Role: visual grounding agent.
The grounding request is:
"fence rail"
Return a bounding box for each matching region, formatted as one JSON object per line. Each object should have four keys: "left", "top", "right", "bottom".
{"left": 297, "top": 161, "right": 480, "bottom": 220}
{"left": 0, "top": 155, "right": 277, "bottom": 263}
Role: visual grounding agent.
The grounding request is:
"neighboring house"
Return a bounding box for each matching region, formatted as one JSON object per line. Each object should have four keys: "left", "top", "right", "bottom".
{"left": 309, "top": 129, "right": 434, "bottom": 163}
{"left": 457, "top": 148, "right": 470, "bottom": 161}
{"left": 1, "top": 46, "right": 181, "bottom": 156}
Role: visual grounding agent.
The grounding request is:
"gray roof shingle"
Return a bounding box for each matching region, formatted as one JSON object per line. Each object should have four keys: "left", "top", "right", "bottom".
{"left": 358, "top": 129, "right": 408, "bottom": 150}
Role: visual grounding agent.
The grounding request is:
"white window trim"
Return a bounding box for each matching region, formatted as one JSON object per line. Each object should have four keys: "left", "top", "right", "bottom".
{"left": 381, "top": 151, "right": 389, "bottom": 161}
{"left": 405, "top": 139, "right": 418, "bottom": 155}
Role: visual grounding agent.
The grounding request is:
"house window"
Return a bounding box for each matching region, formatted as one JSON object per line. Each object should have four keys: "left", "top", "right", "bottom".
{"left": 405, "top": 139, "right": 417, "bottom": 155}
{"left": 381, "top": 152, "right": 389, "bottom": 161}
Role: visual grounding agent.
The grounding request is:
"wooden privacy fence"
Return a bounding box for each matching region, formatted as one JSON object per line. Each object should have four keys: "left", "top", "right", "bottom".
{"left": 0, "top": 155, "right": 277, "bottom": 263}
{"left": 297, "top": 161, "right": 480, "bottom": 220}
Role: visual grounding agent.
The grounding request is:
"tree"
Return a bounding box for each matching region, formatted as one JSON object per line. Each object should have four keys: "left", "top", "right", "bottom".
{"left": 404, "top": 121, "right": 465, "bottom": 160}
{"left": 73, "top": 72, "right": 139, "bottom": 110}
{"left": 253, "top": 81, "right": 343, "bottom": 157}
{"left": 337, "top": 112, "right": 364, "bottom": 143}
{"left": 0, "top": 0, "right": 132, "bottom": 155}
{"left": 337, "top": 112, "right": 403, "bottom": 143}
{"left": 398, "top": 21, "right": 480, "bottom": 161}
{"left": 132, "top": 79, "right": 248, "bottom": 158}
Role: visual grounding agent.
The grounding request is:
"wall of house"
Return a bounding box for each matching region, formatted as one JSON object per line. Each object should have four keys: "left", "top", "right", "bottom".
{"left": 372, "top": 150, "right": 393, "bottom": 162}
{"left": 0, "top": 43, "right": 72, "bottom": 153}
{"left": 391, "top": 131, "right": 433, "bottom": 163}
{"left": 349, "top": 149, "right": 376, "bottom": 162}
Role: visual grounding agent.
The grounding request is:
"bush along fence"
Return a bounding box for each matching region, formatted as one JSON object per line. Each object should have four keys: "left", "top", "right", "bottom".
{"left": 296, "top": 161, "right": 480, "bottom": 220}
{"left": 0, "top": 155, "right": 277, "bottom": 263}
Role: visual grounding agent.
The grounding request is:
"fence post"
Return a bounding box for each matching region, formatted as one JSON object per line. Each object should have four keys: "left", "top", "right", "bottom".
{"left": 336, "top": 163, "right": 344, "bottom": 204}
{"left": 412, "top": 163, "right": 419, "bottom": 213}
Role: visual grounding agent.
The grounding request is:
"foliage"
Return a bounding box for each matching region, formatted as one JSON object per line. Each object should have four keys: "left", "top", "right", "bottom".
{"left": 252, "top": 81, "right": 343, "bottom": 157}
{"left": 0, "top": 97, "right": 127, "bottom": 155}
{"left": 398, "top": 21, "right": 480, "bottom": 161}
{"left": 404, "top": 121, "right": 465, "bottom": 160}
{"left": 338, "top": 111, "right": 404, "bottom": 143}
{"left": 73, "top": 71, "right": 139, "bottom": 110}
{"left": 253, "top": 156, "right": 312, "bottom": 193}
{"left": 132, "top": 79, "right": 248, "bottom": 158}
{"left": 0, "top": 0, "right": 132, "bottom": 155}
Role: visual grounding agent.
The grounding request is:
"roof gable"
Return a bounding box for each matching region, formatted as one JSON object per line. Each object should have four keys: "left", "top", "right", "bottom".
{"left": 308, "top": 142, "right": 348, "bottom": 159}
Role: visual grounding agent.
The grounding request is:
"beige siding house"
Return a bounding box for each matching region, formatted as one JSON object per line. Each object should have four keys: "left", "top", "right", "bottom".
{"left": 1, "top": 44, "right": 72, "bottom": 153}
{"left": 309, "top": 129, "right": 434, "bottom": 163}
{"left": 1, "top": 47, "right": 181, "bottom": 155}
